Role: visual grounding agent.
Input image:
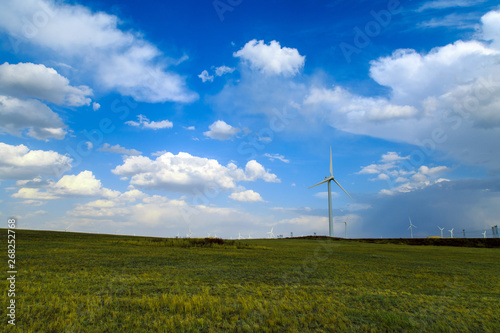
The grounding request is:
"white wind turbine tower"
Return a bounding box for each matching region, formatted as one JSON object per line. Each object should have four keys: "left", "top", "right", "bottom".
{"left": 448, "top": 228, "right": 454, "bottom": 238}
{"left": 438, "top": 226, "right": 444, "bottom": 238}
{"left": 186, "top": 228, "right": 192, "bottom": 238}
{"left": 248, "top": 233, "right": 252, "bottom": 239}
{"left": 238, "top": 233, "right": 243, "bottom": 240}
{"left": 64, "top": 223, "right": 73, "bottom": 232}
{"left": 408, "top": 217, "right": 416, "bottom": 238}
{"left": 309, "top": 147, "right": 353, "bottom": 237}
{"left": 267, "top": 227, "right": 275, "bottom": 239}
{"left": 343, "top": 215, "right": 350, "bottom": 238}
{"left": 482, "top": 231, "right": 487, "bottom": 239}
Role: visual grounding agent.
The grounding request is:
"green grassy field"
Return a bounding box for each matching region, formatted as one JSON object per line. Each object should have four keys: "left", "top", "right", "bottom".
{"left": 2, "top": 229, "right": 499, "bottom": 332}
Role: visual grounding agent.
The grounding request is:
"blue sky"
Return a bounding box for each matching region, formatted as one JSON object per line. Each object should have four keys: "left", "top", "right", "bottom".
{"left": 1, "top": 0, "right": 499, "bottom": 238}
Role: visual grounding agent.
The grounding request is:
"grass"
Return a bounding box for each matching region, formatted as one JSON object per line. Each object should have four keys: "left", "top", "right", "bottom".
{"left": 2, "top": 229, "right": 499, "bottom": 332}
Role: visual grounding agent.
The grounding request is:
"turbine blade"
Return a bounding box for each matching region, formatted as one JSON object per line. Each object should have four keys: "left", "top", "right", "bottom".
{"left": 308, "top": 179, "right": 328, "bottom": 189}
{"left": 332, "top": 179, "right": 353, "bottom": 200}
{"left": 330, "top": 146, "right": 333, "bottom": 177}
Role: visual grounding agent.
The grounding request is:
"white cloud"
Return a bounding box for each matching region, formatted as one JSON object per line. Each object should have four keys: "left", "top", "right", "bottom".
{"left": 302, "top": 9, "right": 500, "bottom": 172}
{"left": 125, "top": 114, "right": 173, "bottom": 130}
{"left": 304, "top": 86, "right": 419, "bottom": 123}
{"left": 92, "top": 102, "right": 100, "bottom": 111}
{"left": 11, "top": 170, "right": 118, "bottom": 200}
{"left": 357, "top": 152, "right": 451, "bottom": 194}
{"left": 198, "top": 70, "right": 214, "bottom": 83}
{"left": 229, "top": 189, "right": 264, "bottom": 202}
{"left": 0, "top": 95, "right": 67, "bottom": 140}
{"left": 203, "top": 120, "right": 240, "bottom": 140}
{"left": 264, "top": 153, "right": 290, "bottom": 163}
{"left": 12, "top": 188, "right": 60, "bottom": 200}
{"left": 416, "top": 0, "right": 486, "bottom": 12}
{"left": 0, "top": 62, "right": 92, "bottom": 106}
{"left": 417, "top": 13, "right": 479, "bottom": 30}
{"left": 481, "top": 9, "right": 500, "bottom": 50}
{"left": 234, "top": 39, "right": 305, "bottom": 77}
{"left": 215, "top": 65, "right": 235, "bottom": 76}
{"left": 0, "top": 0, "right": 197, "bottom": 103}
{"left": 0, "top": 142, "right": 72, "bottom": 179}
{"left": 99, "top": 143, "right": 142, "bottom": 156}
{"left": 112, "top": 151, "right": 279, "bottom": 192}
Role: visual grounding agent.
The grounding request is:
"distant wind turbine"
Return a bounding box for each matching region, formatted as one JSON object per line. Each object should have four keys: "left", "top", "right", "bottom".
{"left": 448, "top": 228, "right": 454, "bottom": 238}
{"left": 267, "top": 227, "right": 275, "bottom": 239}
{"left": 238, "top": 233, "right": 243, "bottom": 240}
{"left": 343, "top": 216, "right": 350, "bottom": 238}
{"left": 438, "top": 226, "right": 444, "bottom": 238}
{"left": 64, "top": 223, "right": 73, "bottom": 232}
{"left": 309, "top": 147, "right": 353, "bottom": 237}
{"left": 482, "top": 231, "right": 487, "bottom": 239}
{"left": 248, "top": 233, "right": 252, "bottom": 239}
{"left": 186, "top": 229, "right": 192, "bottom": 238}
{"left": 408, "top": 217, "right": 416, "bottom": 238}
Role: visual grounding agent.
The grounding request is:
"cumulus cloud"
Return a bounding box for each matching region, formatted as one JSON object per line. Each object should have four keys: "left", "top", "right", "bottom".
{"left": 203, "top": 120, "right": 240, "bottom": 140}
{"left": 0, "top": 62, "right": 92, "bottom": 106}
{"left": 0, "top": 142, "right": 72, "bottom": 179}
{"left": 0, "top": 95, "right": 67, "bottom": 140}
{"left": 125, "top": 114, "right": 173, "bottom": 130}
{"left": 112, "top": 151, "right": 279, "bottom": 193}
{"left": 302, "top": 9, "right": 500, "bottom": 172}
{"left": 11, "top": 170, "right": 118, "bottom": 200}
{"left": 0, "top": 0, "right": 197, "bottom": 103}
{"left": 229, "top": 189, "right": 264, "bottom": 202}
{"left": 304, "top": 86, "right": 419, "bottom": 123}
{"left": 99, "top": 143, "right": 142, "bottom": 156}
{"left": 234, "top": 39, "right": 305, "bottom": 77}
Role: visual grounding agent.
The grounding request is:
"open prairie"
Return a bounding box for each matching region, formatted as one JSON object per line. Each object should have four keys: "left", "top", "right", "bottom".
{"left": 3, "top": 229, "right": 499, "bottom": 332}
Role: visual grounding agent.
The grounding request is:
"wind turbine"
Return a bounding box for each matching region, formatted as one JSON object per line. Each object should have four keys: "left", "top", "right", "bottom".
{"left": 186, "top": 228, "right": 192, "bottom": 238}
{"left": 343, "top": 216, "right": 350, "bottom": 238}
{"left": 408, "top": 217, "right": 416, "bottom": 238}
{"left": 482, "top": 231, "right": 486, "bottom": 239}
{"left": 448, "top": 228, "right": 454, "bottom": 238}
{"left": 207, "top": 232, "right": 211, "bottom": 237}
{"left": 309, "top": 147, "right": 353, "bottom": 237}
{"left": 438, "top": 226, "right": 444, "bottom": 238}
{"left": 64, "top": 223, "right": 73, "bottom": 232}
{"left": 267, "top": 227, "right": 275, "bottom": 239}
{"left": 238, "top": 233, "right": 243, "bottom": 240}
{"left": 248, "top": 233, "right": 252, "bottom": 239}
